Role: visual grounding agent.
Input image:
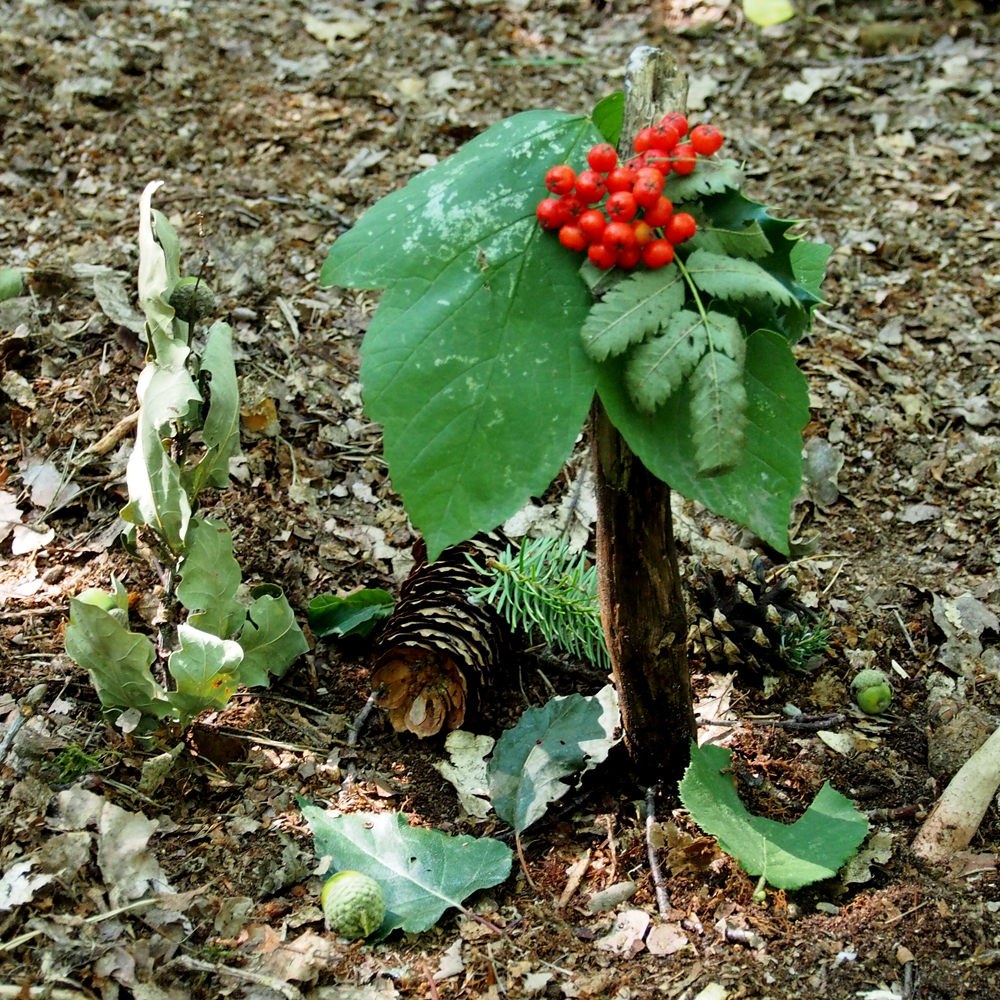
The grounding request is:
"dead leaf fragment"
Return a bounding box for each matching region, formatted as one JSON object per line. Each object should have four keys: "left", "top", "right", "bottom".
{"left": 303, "top": 11, "right": 372, "bottom": 45}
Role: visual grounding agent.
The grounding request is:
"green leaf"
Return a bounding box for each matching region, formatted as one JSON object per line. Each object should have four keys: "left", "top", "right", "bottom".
{"left": 176, "top": 517, "right": 247, "bottom": 639}
{"left": 743, "top": 0, "right": 796, "bottom": 28}
{"left": 321, "top": 111, "right": 603, "bottom": 558}
{"left": 64, "top": 600, "right": 171, "bottom": 719}
{"left": 597, "top": 329, "right": 809, "bottom": 553}
{"left": 791, "top": 239, "right": 832, "bottom": 300}
{"left": 167, "top": 624, "right": 243, "bottom": 728}
{"left": 0, "top": 268, "right": 24, "bottom": 302}
{"left": 663, "top": 159, "right": 744, "bottom": 204}
{"left": 624, "top": 309, "right": 707, "bottom": 413}
{"left": 689, "top": 320, "right": 747, "bottom": 478}
{"left": 591, "top": 92, "right": 624, "bottom": 147}
{"left": 685, "top": 249, "right": 797, "bottom": 307}
{"left": 488, "top": 686, "right": 620, "bottom": 834}
{"left": 236, "top": 591, "right": 308, "bottom": 687}
{"left": 580, "top": 266, "right": 686, "bottom": 362}
{"left": 691, "top": 221, "right": 773, "bottom": 260}
{"left": 300, "top": 805, "right": 512, "bottom": 939}
{"left": 184, "top": 321, "right": 241, "bottom": 496}
{"left": 308, "top": 589, "right": 395, "bottom": 639}
{"left": 680, "top": 742, "right": 867, "bottom": 890}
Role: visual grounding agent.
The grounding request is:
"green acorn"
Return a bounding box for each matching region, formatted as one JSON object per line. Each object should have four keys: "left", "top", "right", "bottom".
{"left": 168, "top": 276, "right": 216, "bottom": 323}
{"left": 320, "top": 871, "right": 386, "bottom": 939}
{"left": 852, "top": 668, "right": 892, "bottom": 715}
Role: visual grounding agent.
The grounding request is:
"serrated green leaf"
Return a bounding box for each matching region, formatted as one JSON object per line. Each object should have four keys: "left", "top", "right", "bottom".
{"left": 592, "top": 91, "right": 624, "bottom": 146}
{"left": 597, "top": 329, "right": 809, "bottom": 553}
{"left": 300, "top": 805, "right": 512, "bottom": 939}
{"left": 663, "top": 159, "right": 744, "bottom": 203}
{"left": 236, "top": 591, "right": 308, "bottom": 687}
{"left": 691, "top": 221, "right": 773, "bottom": 260}
{"left": 167, "top": 624, "right": 242, "bottom": 727}
{"left": 0, "top": 268, "right": 24, "bottom": 302}
{"left": 580, "top": 266, "right": 686, "bottom": 362}
{"left": 686, "top": 249, "right": 796, "bottom": 307}
{"left": 322, "top": 112, "right": 603, "bottom": 559}
{"left": 689, "top": 321, "right": 747, "bottom": 478}
{"left": 176, "top": 517, "right": 246, "bottom": 639}
{"left": 64, "top": 600, "right": 172, "bottom": 719}
{"left": 308, "top": 589, "right": 394, "bottom": 639}
{"left": 184, "top": 321, "right": 240, "bottom": 496}
{"left": 624, "top": 309, "right": 707, "bottom": 413}
{"left": 488, "top": 686, "right": 620, "bottom": 834}
{"left": 680, "top": 742, "right": 867, "bottom": 890}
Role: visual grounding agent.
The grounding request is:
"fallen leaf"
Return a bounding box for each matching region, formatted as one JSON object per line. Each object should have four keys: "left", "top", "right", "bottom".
{"left": 594, "top": 908, "right": 649, "bottom": 955}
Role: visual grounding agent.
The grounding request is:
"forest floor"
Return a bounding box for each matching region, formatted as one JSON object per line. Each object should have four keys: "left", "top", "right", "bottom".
{"left": 2, "top": 1, "right": 1000, "bottom": 998}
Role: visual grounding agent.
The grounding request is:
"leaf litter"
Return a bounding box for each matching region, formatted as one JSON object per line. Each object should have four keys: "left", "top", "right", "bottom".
{"left": 1, "top": 1, "right": 1000, "bottom": 998}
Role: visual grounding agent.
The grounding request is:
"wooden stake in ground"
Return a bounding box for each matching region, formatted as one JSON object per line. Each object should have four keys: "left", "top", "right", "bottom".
{"left": 593, "top": 46, "right": 697, "bottom": 786}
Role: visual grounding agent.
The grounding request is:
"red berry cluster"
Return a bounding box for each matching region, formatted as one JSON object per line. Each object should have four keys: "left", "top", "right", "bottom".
{"left": 535, "top": 115, "right": 725, "bottom": 271}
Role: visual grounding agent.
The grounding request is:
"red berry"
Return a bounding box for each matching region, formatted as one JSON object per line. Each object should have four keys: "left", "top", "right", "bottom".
{"left": 545, "top": 165, "right": 576, "bottom": 196}
{"left": 671, "top": 143, "right": 697, "bottom": 175}
{"left": 606, "top": 191, "right": 638, "bottom": 224}
{"left": 664, "top": 212, "right": 697, "bottom": 245}
{"left": 632, "top": 220, "right": 654, "bottom": 248}
{"left": 574, "top": 169, "right": 607, "bottom": 204}
{"left": 536, "top": 197, "right": 566, "bottom": 230}
{"left": 642, "top": 148, "right": 672, "bottom": 176}
{"left": 625, "top": 156, "right": 645, "bottom": 173}
{"left": 618, "top": 247, "right": 641, "bottom": 269}
{"left": 660, "top": 112, "right": 689, "bottom": 137}
{"left": 650, "top": 123, "right": 680, "bottom": 152}
{"left": 559, "top": 224, "right": 589, "bottom": 252}
{"left": 642, "top": 239, "right": 675, "bottom": 269}
{"left": 633, "top": 127, "right": 656, "bottom": 154}
{"left": 587, "top": 143, "right": 618, "bottom": 173}
{"left": 641, "top": 195, "right": 674, "bottom": 229}
{"left": 588, "top": 243, "right": 618, "bottom": 270}
{"left": 690, "top": 124, "right": 724, "bottom": 156}
{"left": 579, "top": 209, "right": 608, "bottom": 242}
{"left": 559, "top": 194, "right": 585, "bottom": 220}
{"left": 603, "top": 221, "right": 636, "bottom": 254}
{"left": 606, "top": 165, "right": 637, "bottom": 194}
{"left": 633, "top": 168, "right": 664, "bottom": 208}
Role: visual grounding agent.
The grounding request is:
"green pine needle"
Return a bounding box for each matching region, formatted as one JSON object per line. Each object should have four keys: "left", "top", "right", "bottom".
{"left": 468, "top": 537, "right": 610, "bottom": 670}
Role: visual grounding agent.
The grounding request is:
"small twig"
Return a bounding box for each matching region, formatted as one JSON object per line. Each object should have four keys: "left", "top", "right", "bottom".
{"left": 0, "top": 684, "right": 48, "bottom": 767}
{"left": 170, "top": 955, "right": 304, "bottom": 1000}
{"left": 866, "top": 804, "right": 920, "bottom": 822}
{"left": 348, "top": 690, "right": 380, "bottom": 747}
{"left": 77, "top": 411, "right": 139, "bottom": 460}
{"left": 884, "top": 899, "right": 931, "bottom": 926}
{"left": 892, "top": 607, "right": 919, "bottom": 659}
{"left": 697, "top": 713, "right": 846, "bottom": 733}
{"left": 603, "top": 814, "right": 618, "bottom": 884}
{"left": 645, "top": 784, "right": 670, "bottom": 919}
{"left": 515, "top": 833, "right": 539, "bottom": 892}
{"left": 813, "top": 311, "right": 858, "bottom": 336}
{"left": 421, "top": 961, "right": 441, "bottom": 1000}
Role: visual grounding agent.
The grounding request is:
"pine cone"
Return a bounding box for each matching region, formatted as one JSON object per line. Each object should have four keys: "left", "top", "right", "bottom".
{"left": 372, "top": 532, "right": 512, "bottom": 737}
{"left": 686, "top": 561, "right": 823, "bottom": 673}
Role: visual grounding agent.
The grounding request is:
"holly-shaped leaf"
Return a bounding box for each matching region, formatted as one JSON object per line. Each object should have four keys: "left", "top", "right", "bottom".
{"left": 176, "top": 516, "right": 246, "bottom": 639}
{"left": 680, "top": 741, "right": 868, "bottom": 890}
{"left": 488, "top": 686, "right": 620, "bottom": 834}
{"left": 167, "top": 624, "right": 242, "bottom": 728}
{"left": 236, "top": 590, "right": 309, "bottom": 687}
{"left": 624, "top": 309, "right": 707, "bottom": 413}
{"left": 685, "top": 249, "right": 796, "bottom": 307}
{"left": 300, "top": 805, "right": 512, "bottom": 939}
{"left": 64, "top": 601, "right": 172, "bottom": 720}
{"left": 596, "top": 329, "right": 808, "bottom": 553}
{"left": 579, "top": 266, "right": 686, "bottom": 363}
{"left": 688, "top": 316, "right": 747, "bottom": 478}
{"left": 320, "top": 111, "right": 603, "bottom": 559}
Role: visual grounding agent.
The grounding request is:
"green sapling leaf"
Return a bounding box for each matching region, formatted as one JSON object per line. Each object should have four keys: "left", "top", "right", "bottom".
{"left": 488, "top": 685, "right": 619, "bottom": 834}
{"left": 591, "top": 91, "right": 624, "bottom": 147}
{"left": 0, "top": 268, "right": 24, "bottom": 302}
{"left": 663, "top": 159, "right": 744, "bottom": 203}
{"left": 689, "top": 332, "right": 748, "bottom": 479}
{"left": 685, "top": 249, "right": 797, "bottom": 307}
{"left": 300, "top": 804, "right": 512, "bottom": 939}
{"left": 680, "top": 742, "right": 868, "bottom": 890}
{"left": 64, "top": 600, "right": 171, "bottom": 720}
{"left": 176, "top": 516, "right": 246, "bottom": 639}
{"left": 237, "top": 590, "right": 309, "bottom": 687}
{"left": 167, "top": 624, "right": 243, "bottom": 728}
{"left": 580, "top": 266, "right": 686, "bottom": 362}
